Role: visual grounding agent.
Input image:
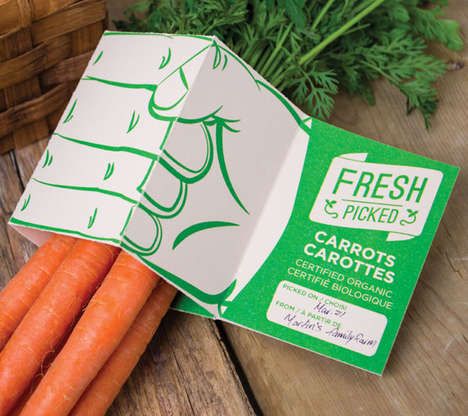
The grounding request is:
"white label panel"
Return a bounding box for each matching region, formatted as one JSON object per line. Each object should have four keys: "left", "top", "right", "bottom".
{"left": 267, "top": 281, "right": 387, "bottom": 356}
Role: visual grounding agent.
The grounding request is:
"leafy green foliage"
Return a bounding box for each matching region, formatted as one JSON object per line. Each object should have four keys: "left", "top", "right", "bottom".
{"left": 116, "top": 0, "right": 463, "bottom": 126}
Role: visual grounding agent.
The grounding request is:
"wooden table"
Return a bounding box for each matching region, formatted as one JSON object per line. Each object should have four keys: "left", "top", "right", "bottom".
{"left": 1, "top": 2, "right": 467, "bottom": 415}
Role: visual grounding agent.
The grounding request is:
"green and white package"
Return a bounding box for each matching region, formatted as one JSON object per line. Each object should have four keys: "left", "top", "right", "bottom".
{"left": 10, "top": 32, "right": 458, "bottom": 374}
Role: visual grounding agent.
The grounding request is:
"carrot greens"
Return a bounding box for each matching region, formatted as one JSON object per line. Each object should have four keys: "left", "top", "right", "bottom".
{"left": 116, "top": 0, "right": 463, "bottom": 126}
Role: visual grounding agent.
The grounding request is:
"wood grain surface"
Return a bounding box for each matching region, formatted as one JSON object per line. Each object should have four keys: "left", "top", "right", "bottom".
{"left": 0, "top": 1, "right": 467, "bottom": 415}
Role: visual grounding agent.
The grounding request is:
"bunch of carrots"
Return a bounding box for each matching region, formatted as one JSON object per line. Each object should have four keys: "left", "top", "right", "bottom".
{"left": 0, "top": 234, "right": 177, "bottom": 416}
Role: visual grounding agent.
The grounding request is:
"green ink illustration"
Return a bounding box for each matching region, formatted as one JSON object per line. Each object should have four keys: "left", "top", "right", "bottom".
{"left": 87, "top": 208, "right": 98, "bottom": 229}
{"left": 121, "top": 207, "right": 162, "bottom": 256}
{"left": 324, "top": 199, "right": 339, "bottom": 218}
{"left": 12, "top": 35, "right": 313, "bottom": 311}
{"left": 213, "top": 42, "right": 222, "bottom": 69}
{"left": 127, "top": 111, "right": 140, "bottom": 133}
{"left": 20, "top": 194, "right": 31, "bottom": 212}
{"left": 159, "top": 47, "right": 171, "bottom": 69}
{"left": 93, "top": 51, "right": 104, "bottom": 65}
{"left": 63, "top": 99, "right": 77, "bottom": 123}
{"left": 41, "top": 149, "right": 53, "bottom": 168}
{"left": 173, "top": 221, "right": 239, "bottom": 249}
{"left": 103, "top": 162, "right": 115, "bottom": 181}
{"left": 400, "top": 209, "right": 418, "bottom": 225}
{"left": 159, "top": 122, "right": 213, "bottom": 184}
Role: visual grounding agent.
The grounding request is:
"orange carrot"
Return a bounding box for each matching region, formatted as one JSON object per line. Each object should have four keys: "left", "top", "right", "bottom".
{"left": 0, "top": 234, "right": 75, "bottom": 350}
{"left": 10, "top": 312, "right": 79, "bottom": 416}
{"left": 70, "top": 281, "right": 177, "bottom": 416}
{"left": 9, "top": 375, "right": 42, "bottom": 416}
{"left": 20, "top": 251, "right": 159, "bottom": 416}
{"left": 0, "top": 240, "right": 119, "bottom": 416}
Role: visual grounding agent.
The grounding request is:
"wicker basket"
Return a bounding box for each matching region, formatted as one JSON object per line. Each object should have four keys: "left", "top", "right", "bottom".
{"left": 0, "top": 0, "right": 107, "bottom": 153}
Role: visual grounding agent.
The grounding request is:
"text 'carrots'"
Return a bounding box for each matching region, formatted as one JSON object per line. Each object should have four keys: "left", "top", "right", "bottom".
{"left": 20, "top": 251, "right": 159, "bottom": 416}
{"left": 0, "top": 240, "right": 119, "bottom": 416}
{"left": 0, "top": 234, "right": 75, "bottom": 350}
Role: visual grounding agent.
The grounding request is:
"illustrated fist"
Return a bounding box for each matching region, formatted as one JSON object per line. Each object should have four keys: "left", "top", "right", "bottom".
{"left": 13, "top": 33, "right": 310, "bottom": 313}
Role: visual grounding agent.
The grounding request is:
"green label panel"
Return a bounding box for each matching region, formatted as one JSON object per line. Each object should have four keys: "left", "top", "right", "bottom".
{"left": 177, "top": 119, "right": 458, "bottom": 374}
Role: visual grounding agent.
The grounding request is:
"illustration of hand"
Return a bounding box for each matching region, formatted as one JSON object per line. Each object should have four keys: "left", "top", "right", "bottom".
{"left": 14, "top": 37, "right": 216, "bottom": 253}
{"left": 13, "top": 34, "right": 311, "bottom": 310}
{"left": 20, "top": 122, "right": 213, "bottom": 255}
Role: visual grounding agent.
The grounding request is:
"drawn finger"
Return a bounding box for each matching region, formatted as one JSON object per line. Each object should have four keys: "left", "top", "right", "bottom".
{"left": 121, "top": 204, "right": 162, "bottom": 256}
{"left": 11, "top": 179, "right": 133, "bottom": 244}
{"left": 86, "top": 33, "right": 212, "bottom": 87}
{"left": 12, "top": 179, "right": 163, "bottom": 256}
{"left": 139, "top": 160, "right": 188, "bottom": 219}
{"left": 149, "top": 47, "right": 207, "bottom": 121}
{"left": 32, "top": 138, "right": 155, "bottom": 202}
{"left": 159, "top": 122, "right": 213, "bottom": 183}
{"left": 58, "top": 79, "right": 171, "bottom": 155}
{"left": 150, "top": 41, "right": 258, "bottom": 122}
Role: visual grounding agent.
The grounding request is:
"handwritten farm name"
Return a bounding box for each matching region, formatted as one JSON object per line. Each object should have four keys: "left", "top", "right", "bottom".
{"left": 282, "top": 313, "right": 378, "bottom": 348}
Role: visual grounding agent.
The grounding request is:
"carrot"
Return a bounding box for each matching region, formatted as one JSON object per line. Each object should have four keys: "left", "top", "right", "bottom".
{"left": 0, "top": 234, "right": 75, "bottom": 350}
{"left": 0, "top": 240, "right": 119, "bottom": 416}
{"left": 70, "top": 281, "right": 177, "bottom": 416}
{"left": 20, "top": 251, "right": 159, "bottom": 416}
{"left": 9, "top": 375, "right": 41, "bottom": 416}
{"left": 10, "top": 310, "right": 81, "bottom": 416}
{"left": 10, "top": 309, "right": 80, "bottom": 416}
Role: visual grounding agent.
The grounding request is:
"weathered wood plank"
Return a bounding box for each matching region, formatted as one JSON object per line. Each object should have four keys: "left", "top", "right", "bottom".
{"left": 0, "top": 151, "right": 21, "bottom": 217}
{"left": 0, "top": 150, "right": 32, "bottom": 284}
{"left": 1, "top": 140, "right": 254, "bottom": 415}
{"left": 223, "top": 2, "right": 468, "bottom": 414}
{"left": 15, "top": 137, "right": 47, "bottom": 186}
{"left": 110, "top": 315, "right": 254, "bottom": 416}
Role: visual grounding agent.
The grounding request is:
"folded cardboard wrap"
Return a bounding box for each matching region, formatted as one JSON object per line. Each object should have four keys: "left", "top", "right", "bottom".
{"left": 10, "top": 32, "right": 458, "bottom": 374}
